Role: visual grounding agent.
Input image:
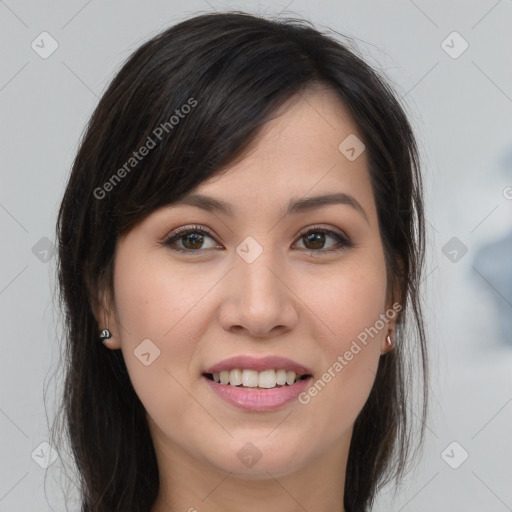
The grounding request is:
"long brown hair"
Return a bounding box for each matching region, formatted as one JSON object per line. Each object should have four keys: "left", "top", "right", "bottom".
{"left": 50, "top": 11, "right": 428, "bottom": 512}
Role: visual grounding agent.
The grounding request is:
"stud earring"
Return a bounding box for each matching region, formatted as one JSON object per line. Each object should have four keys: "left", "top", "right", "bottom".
{"left": 99, "top": 313, "right": 112, "bottom": 343}
{"left": 385, "top": 332, "right": 393, "bottom": 350}
{"left": 99, "top": 329, "right": 112, "bottom": 341}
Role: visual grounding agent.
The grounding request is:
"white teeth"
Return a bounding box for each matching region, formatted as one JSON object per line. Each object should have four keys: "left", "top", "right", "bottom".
{"left": 229, "top": 369, "right": 242, "bottom": 386}
{"left": 276, "top": 369, "right": 287, "bottom": 385}
{"left": 258, "top": 370, "right": 276, "bottom": 389}
{"left": 242, "top": 369, "right": 259, "bottom": 387}
{"left": 209, "top": 368, "right": 306, "bottom": 388}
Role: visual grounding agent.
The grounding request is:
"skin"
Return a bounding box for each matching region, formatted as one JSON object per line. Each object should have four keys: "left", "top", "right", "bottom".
{"left": 97, "top": 85, "right": 396, "bottom": 512}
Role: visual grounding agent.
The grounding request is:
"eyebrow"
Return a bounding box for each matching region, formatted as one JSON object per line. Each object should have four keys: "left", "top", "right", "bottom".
{"left": 172, "top": 192, "right": 369, "bottom": 224}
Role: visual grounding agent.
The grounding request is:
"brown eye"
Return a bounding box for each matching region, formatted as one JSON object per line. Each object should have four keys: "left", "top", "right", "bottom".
{"left": 302, "top": 231, "right": 326, "bottom": 250}
{"left": 164, "top": 225, "right": 220, "bottom": 253}
{"left": 294, "top": 227, "right": 353, "bottom": 254}
{"left": 178, "top": 232, "right": 206, "bottom": 250}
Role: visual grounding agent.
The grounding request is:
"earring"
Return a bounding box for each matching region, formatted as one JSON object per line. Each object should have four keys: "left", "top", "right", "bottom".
{"left": 99, "top": 311, "right": 112, "bottom": 342}
{"left": 386, "top": 332, "right": 393, "bottom": 350}
{"left": 99, "top": 329, "right": 111, "bottom": 341}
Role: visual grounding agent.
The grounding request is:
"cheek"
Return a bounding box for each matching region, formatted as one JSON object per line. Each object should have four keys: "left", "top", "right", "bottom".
{"left": 113, "top": 240, "right": 215, "bottom": 345}
{"left": 312, "top": 249, "right": 389, "bottom": 349}
{"left": 297, "top": 251, "right": 387, "bottom": 426}
{"left": 111, "top": 249, "right": 205, "bottom": 415}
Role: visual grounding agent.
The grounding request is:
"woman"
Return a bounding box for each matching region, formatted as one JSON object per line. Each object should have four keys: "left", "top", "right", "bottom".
{"left": 52, "top": 10, "right": 428, "bottom": 512}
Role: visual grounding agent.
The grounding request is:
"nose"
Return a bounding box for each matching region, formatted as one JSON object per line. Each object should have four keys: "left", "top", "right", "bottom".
{"left": 218, "top": 249, "right": 299, "bottom": 339}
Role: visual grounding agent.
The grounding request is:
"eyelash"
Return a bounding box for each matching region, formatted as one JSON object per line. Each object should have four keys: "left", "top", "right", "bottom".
{"left": 162, "top": 224, "right": 354, "bottom": 256}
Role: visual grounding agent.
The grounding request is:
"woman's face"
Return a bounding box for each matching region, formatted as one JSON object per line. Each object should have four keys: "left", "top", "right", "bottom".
{"left": 102, "top": 86, "right": 395, "bottom": 483}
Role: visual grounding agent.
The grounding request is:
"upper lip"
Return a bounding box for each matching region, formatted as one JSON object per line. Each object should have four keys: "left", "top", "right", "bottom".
{"left": 203, "top": 355, "right": 312, "bottom": 376}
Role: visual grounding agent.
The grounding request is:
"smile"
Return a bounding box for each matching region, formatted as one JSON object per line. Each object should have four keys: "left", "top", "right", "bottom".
{"left": 204, "top": 368, "right": 310, "bottom": 388}
{"left": 202, "top": 373, "right": 313, "bottom": 412}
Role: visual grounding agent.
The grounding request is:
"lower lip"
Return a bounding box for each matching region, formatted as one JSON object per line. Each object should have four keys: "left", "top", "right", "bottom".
{"left": 202, "top": 375, "right": 312, "bottom": 412}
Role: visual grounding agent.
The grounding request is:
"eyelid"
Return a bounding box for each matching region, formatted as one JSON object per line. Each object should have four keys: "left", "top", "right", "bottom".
{"left": 295, "top": 223, "right": 348, "bottom": 240}
{"left": 162, "top": 224, "right": 221, "bottom": 248}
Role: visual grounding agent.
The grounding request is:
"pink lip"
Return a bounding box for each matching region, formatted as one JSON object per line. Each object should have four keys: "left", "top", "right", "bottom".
{"left": 203, "top": 355, "right": 312, "bottom": 375}
{"left": 202, "top": 375, "right": 312, "bottom": 412}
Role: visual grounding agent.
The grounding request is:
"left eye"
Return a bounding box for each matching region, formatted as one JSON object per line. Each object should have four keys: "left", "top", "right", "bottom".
{"left": 163, "top": 225, "right": 352, "bottom": 254}
{"left": 294, "top": 228, "right": 351, "bottom": 253}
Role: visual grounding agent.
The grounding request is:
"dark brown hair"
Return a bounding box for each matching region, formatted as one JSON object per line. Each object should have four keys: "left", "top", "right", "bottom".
{"left": 50, "top": 10, "right": 428, "bottom": 512}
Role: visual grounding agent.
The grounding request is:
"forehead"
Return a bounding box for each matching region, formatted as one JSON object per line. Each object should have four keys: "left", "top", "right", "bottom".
{"left": 185, "top": 86, "right": 375, "bottom": 220}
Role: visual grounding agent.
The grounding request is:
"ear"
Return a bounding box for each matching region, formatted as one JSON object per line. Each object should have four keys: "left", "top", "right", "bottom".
{"left": 89, "top": 275, "right": 122, "bottom": 350}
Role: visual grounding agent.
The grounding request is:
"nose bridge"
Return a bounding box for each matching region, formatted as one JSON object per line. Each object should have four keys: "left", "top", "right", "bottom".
{"left": 219, "top": 236, "right": 298, "bottom": 336}
{"left": 235, "top": 238, "right": 283, "bottom": 306}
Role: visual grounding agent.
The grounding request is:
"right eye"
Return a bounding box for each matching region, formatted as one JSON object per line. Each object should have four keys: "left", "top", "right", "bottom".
{"left": 163, "top": 225, "right": 221, "bottom": 253}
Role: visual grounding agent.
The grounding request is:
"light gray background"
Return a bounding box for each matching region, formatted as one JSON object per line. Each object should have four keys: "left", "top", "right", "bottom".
{"left": 1, "top": 1, "right": 511, "bottom": 511}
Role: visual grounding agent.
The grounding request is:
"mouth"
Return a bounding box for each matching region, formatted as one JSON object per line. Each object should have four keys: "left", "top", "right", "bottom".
{"left": 202, "top": 369, "right": 313, "bottom": 411}
{"left": 202, "top": 369, "right": 312, "bottom": 390}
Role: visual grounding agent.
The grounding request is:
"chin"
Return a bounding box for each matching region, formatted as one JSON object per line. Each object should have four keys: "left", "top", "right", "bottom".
{"left": 207, "top": 436, "right": 310, "bottom": 479}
